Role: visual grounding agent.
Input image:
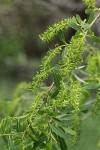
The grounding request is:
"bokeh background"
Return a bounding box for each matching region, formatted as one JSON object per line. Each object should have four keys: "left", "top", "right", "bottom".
{"left": 0, "top": 0, "right": 100, "bottom": 149}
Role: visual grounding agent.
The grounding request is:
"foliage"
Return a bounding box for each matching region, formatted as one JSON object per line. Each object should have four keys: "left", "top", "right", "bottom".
{"left": 83, "top": 0, "right": 96, "bottom": 8}
{"left": 0, "top": 0, "right": 100, "bottom": 149}
{"left": 0, "top": 82, "right": 31, "bottom": 119}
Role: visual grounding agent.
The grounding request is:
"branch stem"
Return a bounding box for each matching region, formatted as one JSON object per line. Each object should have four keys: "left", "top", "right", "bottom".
{"left": 90, "top": 12, "right": 100, "bottom": 28}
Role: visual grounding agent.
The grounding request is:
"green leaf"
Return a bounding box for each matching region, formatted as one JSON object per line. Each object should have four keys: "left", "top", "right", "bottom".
{"left": 82, "top": 22, "right": 89, "bottom": 30}
{"left": 88, "top": 11, "right": 94, "bottom": 24}
{"left": 88, "top": 29, "right": 94, "bottom": 36}
{"left": 8, "top": 136, "right": 15, "bottom": 150}
{"left": 2, "top": 118, "right": 12, "bottom": 133}
{"left": 82, "top": 90, "right": 91, "bottom": 99}
{"left": 53, "top": 117, "right": 67, "bottom": 127}
{"left": 89, "top": 35, "right": 100, "bottom": 43}
{"left": 80, "top": 102, "right": 93, "bottom": 113}
{"left": 32, "top": 115, "right": 44, "bottom": 126}
{"left": 53, "top": 73, "right": 62, "bottom": 87}
{"left": 51, "top": 125, "right": 67, "bottom": 140}
{"left": 33, "top": 133, "right": 47, "bottom": 148}
{"left": 52, "top": 141, "right": 60, "bottom": 150}
{"left": 22, "top": 120, "right": 28, "bottom": 131}
{"left": 46, "top": 139, "right": 52, "bottom": 150}
{"left": 58, "top": 31, "right": 66, "bottom": 43}
{"left": 58, "top": 136, "right": 68, "bottom": 150}
{"left": 16, "top": 120, "right": 22, "bottom": 132}
{"left": 67, "top": 22, "right": 81, "bottom": 32}
{"left": 63, "top": 127, "right": 76, "bottom": 136}
{"left": 85, "top": 8, "right": 93, "bottom": 14}
{"left": 75, "top": 65, "right": 85, "bottom": 70}
{"left": 58, "top": 114, "right": 74, "bottom": 121}
{"left": 74, "top": 74, "right": 86, "bottom": 83}
{"left": 62, "top": 47, "right": 67, "bottom": 59}
{"left": 50, "top": 88, "right": 60, "bottom": 99}
{"left": 53, "top": 117, "right": 76, "bottom": 136}
{"left": 82, "top": 83, "right": 100, "bottom": 89}
{"left": 14, "top": 139, "right": 21, "bottom": 146}
{"left": 76, "top": 15, "right": 82, "bottom": 24}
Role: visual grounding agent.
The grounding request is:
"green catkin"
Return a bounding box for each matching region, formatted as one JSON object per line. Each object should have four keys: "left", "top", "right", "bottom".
{"left": 39, "top": 17, "right": 76, "bottom": 42}
{"left": 69, "top": 80, "right": 82, "bottom": 143}
{"left": 30, "top": 92, "right": 45, "bottom": 116}
{"left": 59, "top": 32, "right": 86, "bottom": 77}
{"left": 53, "top": 81, "right": 69, "bottom": 109}
{"left": 32, "top": 46, "right": 62, "bottom": 94}
{"left": 50, "top": 80, "right": 82, "bottom": 143}
{"left": 72, "top": 112, "right": 81, "bottom": 144}
{"left": 51, "top": 80, "right": 82, "bottom": 110}
{"left": 41, "top": 79, "right": 82, "bottom": 144}
{"left": 86, "top": 51, "right": 100, "bottom": 77}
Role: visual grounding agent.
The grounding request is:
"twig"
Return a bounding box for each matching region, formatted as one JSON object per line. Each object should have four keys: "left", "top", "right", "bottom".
{"left": 90, "top": 12, "right": 100, "bottom": 28}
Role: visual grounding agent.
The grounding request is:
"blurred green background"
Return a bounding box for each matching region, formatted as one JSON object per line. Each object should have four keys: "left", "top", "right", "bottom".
{"left": 0, "top": 0, "right": 100, "bottom": 149}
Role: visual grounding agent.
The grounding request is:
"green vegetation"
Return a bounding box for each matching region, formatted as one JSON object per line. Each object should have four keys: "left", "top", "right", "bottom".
{"left": 0, "top": 0, "right": 100, "bottom": 149}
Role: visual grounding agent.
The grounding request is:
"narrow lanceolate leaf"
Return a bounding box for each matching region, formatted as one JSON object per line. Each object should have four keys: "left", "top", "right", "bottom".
{"left": 89, "top": 35, "right": 100, "bottom": 43}
{"left": 46, "top": 139, "right": 52, "bottom": 150}
{"left": 50, "top": 88, "right": 60, "bottom": 99}
{"left": 33, "top": 133, "right": 47, "bottom": 148}
{"left": 53, "top": 117, "right": 76, "bottom": 136}
{"left": 58, "top": 136, "right": 68, "bottom": 150}
{"left": 75, "top": 65, "right": 85, "bottom": 70}
{"left": 51, "top": 125, "right": 67, "bottom": 140}
{"left": 58, "top": 31, "right": 66, "bottom": 43}
{"left": 81, "top": 22, "right": 89, "bottom": 30}
{"left": 53, "top": 73, "right": 62, "bottom": 87}
{"left": 87, "top": 11, "right": 94, "bottom": 24}
{"left": 8, "top": 136, "right": 15, "bottom": 150}
{"left": 76, "top": 15, "right": 82, "bottom": 24}
{"left": 82, "top": 83, "right": 100, "bottom": 90}
{"left": 74, "top": 74, "right": 86, "bottom": 83}
{"left": 16, "top": 120, "right": 22, "bottom": 132}
{"left": 67, "top": 21, "right": 82, "bottom": 32}
{"left": 63, "top": 127, "right": 76, "bottom": 136}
